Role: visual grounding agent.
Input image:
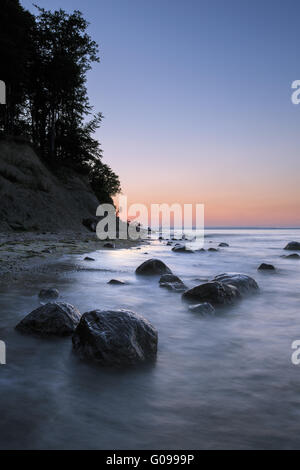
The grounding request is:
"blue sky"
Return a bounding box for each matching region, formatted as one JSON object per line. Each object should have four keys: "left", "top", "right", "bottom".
{"left": 21, "top": 0, "right": 300, "bottom": 226}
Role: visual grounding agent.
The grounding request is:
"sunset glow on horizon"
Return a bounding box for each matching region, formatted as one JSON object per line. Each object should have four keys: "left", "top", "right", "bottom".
{"left": 22, "top": 0, "right": 300, "bottom": 227}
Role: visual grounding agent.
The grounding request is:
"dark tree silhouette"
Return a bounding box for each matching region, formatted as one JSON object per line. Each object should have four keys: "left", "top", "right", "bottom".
{"left": 0, "top": 1, "right": 121, "bottom": 202}
{"left": 0, "top": 0, "right": 34, "bottom": 135}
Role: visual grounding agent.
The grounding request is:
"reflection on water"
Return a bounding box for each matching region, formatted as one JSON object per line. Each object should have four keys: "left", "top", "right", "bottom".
{"left": 1, "top": 229, "right": 300, "bottom": 449}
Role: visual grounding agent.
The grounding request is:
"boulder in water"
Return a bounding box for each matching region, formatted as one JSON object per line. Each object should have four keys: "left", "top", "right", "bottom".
{"left": 108, "top": 279, "right": 126, "bottom": 285}
{"left": 284, "top": 241, "right": 300, "bottom": 251}
{"left": 258, "top": 263, "right": 275, "bottom": 271}
{"left": 136, "top": 258, "right": 172, "bottom": 275}
{"left": 182, "top": 281, "right": 240, "bottom": 305}
{"left": 84, "top": 256, "right": 95, "bottom": 261}
{"left": 172, "top": 245, "right": 194, "bottom": 253}
{"left": 213, "top": 273, "right": 259, "bottom": 293}
{"left": 72, "top": 309, "right": 158, "bottom": 366}
{"left": 283, "top": 253, "right": 300, "bottom": 259}
{"left": 15, "top": 302, "right": 81, "bottom": 336}
{"left": 219, "top": 242, "right": 229, "bottom": 247}
{"left": 159, "top": 274, "right": 186, "bottom": 292}
{"left": 208, "top": 247, "right": 218, "bottom": 252}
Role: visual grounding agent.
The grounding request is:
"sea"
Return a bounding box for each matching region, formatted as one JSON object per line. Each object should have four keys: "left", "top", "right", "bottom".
{"left": 0, "top": 228, "right": 300, "bottom": 449}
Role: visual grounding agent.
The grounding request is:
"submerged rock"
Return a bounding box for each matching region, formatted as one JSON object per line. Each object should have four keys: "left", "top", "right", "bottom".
{"left": 16, "top": 302, "right": 81, "bottom": 336}
{"left": 136, "top": 258, "right": 172, "bottom": 275}
{"left": 103, "top": 242, "right": 115, "bottom": 249}
{"left": 283, "top": 253, "right": 300, "bottom": 259}
{"left": 258, "top": 263, "right": 275, "bottom": 271}
{"left": 284, "top": 241, "right": 300, "bottom": 251}
{"left": 159, "top": 274, "right": 186, "bottom": 292}
{"left": 188, "top": 303, "right": 215, "bottom": 315}
{"left": 219, "top": 242, "right": 229, "bottom": 247}
{"left": 172, "top": 245, "right": 194, "bottom": 253}
{"left": 42, "top": 248, "right": 53, "bottom": 254}
{"left": 182, "top": 281, "right": 240, "bottom": 305}
{"left": 72, "top": 309, "right": 158, "bottom": 366}
{"left": 108, "top": 279, "right": 126, "bottom": 285}
{"left": 213, "top": 273, "right": 259, "bottom": 293}
{"left": 38, "top": 288, "right": 59, "bottom": 300}
{"left": 84, "top": 256, "right": 95, "bottom": 261}
{"left": 208, "top": 247, "right": 218, "bottom": 252}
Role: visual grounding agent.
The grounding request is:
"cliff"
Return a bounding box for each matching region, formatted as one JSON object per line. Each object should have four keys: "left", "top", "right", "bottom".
{"left": 0, "top": 139, "right": 100, "bottom": 232}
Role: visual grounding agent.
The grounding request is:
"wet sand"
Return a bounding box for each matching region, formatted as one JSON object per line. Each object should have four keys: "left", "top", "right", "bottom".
{"left": 0, "top": 231, "right": 146, "bottom": 286}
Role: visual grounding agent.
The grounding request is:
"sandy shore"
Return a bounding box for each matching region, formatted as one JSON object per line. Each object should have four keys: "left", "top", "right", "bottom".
{"left": 0, "top": 231, "right": 147, "bottom": 285}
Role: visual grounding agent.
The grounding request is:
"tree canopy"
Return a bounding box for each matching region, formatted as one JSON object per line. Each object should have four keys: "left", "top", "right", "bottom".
{"left": 0, "top": 0, "right": 121, "bottom": 202}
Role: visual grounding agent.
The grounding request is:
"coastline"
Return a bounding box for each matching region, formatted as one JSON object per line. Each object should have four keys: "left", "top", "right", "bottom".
{"left": 0, "top": 228, "right": 299, "bottom": 449}
{"left": 0, "top": 231, "right": 146, "bottom": 286}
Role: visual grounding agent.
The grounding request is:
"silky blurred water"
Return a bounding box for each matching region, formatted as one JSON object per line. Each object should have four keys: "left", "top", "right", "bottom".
{"left": 0, "top": 228, "right": 300, "bottom": 449}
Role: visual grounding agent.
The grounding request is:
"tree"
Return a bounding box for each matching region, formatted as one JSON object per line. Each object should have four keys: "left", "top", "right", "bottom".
{"left": 27, "top": 6, "right": 100, "bottom": 163}
{"left": 90, "top": 160, "right": 121, "bottom": 204}
{"left": 0, "top": 3, "right": 121, "bottom": 203}
{"left": 0, "top": 0, "right": 34, "bottom": 135}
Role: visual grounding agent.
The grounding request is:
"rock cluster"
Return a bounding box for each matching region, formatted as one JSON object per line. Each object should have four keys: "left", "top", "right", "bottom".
{"left": 183, "top": 273, "right": 258, "bottom": 306}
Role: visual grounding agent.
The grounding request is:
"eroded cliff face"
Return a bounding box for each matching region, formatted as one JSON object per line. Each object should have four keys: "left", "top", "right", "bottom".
{"left": 0, "top": 139, "right": 99, "bottom": 232}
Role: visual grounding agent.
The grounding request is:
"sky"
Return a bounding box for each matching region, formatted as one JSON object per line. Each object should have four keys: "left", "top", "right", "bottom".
{"left": 21, "top": 0, "right": 300, "bottom": 227}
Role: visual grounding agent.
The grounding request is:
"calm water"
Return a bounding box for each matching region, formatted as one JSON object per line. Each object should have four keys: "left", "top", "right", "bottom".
{"left": 1, "top": 228, "right": 300, "bottom": 449}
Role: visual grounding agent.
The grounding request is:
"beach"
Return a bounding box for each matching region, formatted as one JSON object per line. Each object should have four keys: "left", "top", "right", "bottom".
{"left": 0, "top": 231, "right": 145, "bottom": 285}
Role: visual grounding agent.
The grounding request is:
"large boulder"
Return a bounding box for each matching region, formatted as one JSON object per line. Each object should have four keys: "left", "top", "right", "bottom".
{"left": 182, "top": 281, "right": 240, "bottom": 305}
{"left": 72, "top": 309, "right": 158, "bottom": 366}
{"left": 15, "top": 302, "right": 81, "bottom": 336}
{"left": 159, "top": 274, "right": 186, "bottom": 292}
{"left": 284, "top": 242, "right": 300, "bottom": 251}
{"left": 136, "top": 258, "right": 172, "bottom": 275}
{"left": 213, "top": 273, "right": 259, "bottom": 293}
